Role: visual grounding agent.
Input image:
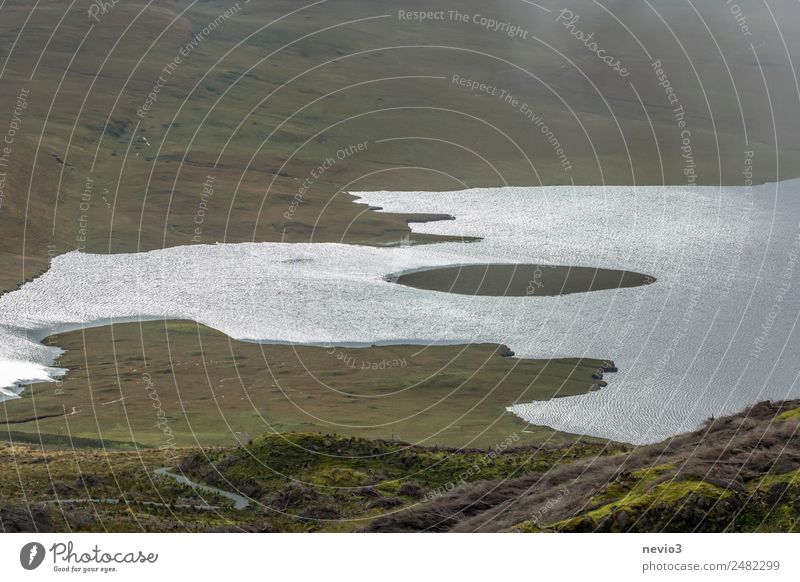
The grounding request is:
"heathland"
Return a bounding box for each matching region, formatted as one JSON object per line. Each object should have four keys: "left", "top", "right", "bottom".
{"left": 1, "top": 400, "right": 797, "bottom": 532}
{"left": 3, "top": 0, "right": 799, "bottom": 447}
{"left": 2, "top": 0, "right": 800, "bottom": 531}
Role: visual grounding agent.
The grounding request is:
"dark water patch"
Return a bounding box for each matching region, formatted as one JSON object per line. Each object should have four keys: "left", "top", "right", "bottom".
{"left": 388, "top": 264, "right": 655, "bottom": 297}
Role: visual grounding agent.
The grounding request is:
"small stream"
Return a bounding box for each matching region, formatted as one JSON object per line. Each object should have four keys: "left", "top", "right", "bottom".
{"left": 154, "top": 467, "right": 251, "bottom": 510}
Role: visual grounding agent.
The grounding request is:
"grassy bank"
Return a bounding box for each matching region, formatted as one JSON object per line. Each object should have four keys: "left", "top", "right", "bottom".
{"left": 2, "top": 320, "right": 611, "bottom": 449}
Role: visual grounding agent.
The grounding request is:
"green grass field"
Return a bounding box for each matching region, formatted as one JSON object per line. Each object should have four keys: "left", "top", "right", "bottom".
{"left": 2, "top": 320, "right": 611, "bottom": 448}
{"left": 2, "top": 0, "right": 800, "bottom": 463}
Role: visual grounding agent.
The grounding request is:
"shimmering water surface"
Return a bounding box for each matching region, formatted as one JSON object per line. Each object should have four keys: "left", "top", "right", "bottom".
{"left": 1, "top": 180, "right": 798, "bottom": 444}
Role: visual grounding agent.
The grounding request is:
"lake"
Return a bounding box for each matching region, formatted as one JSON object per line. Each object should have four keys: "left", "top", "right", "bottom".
{"left": 1, "top": 179, "right": 798, "bottom": 444}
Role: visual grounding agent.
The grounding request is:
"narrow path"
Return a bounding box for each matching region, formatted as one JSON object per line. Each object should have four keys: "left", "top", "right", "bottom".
{"left": 48, "top": 497, "right": 221, "bottom": 511}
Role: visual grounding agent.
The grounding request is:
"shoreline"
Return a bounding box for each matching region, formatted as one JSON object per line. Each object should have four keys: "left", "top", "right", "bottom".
{"left": 1, "top": 178, "right": 798, "bottom": 444}
{"left": 2, "top": 319, "right": 612, "bottom": 449}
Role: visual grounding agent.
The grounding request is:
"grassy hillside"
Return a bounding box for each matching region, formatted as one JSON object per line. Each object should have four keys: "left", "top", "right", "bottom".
{"left": 2, "top": 0, "right": 800, "bottom": 292}
{"left": 2, "top": 1, "right": 800, "bottom": 533}
{"left": 0, "top": 427, "right": 619, "bottom": 532}
{"left": 1, "top": 400, "right": 797, "bottom": 532}
{"left": 365, "top": 400, "right": 800, "bottom": 532}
